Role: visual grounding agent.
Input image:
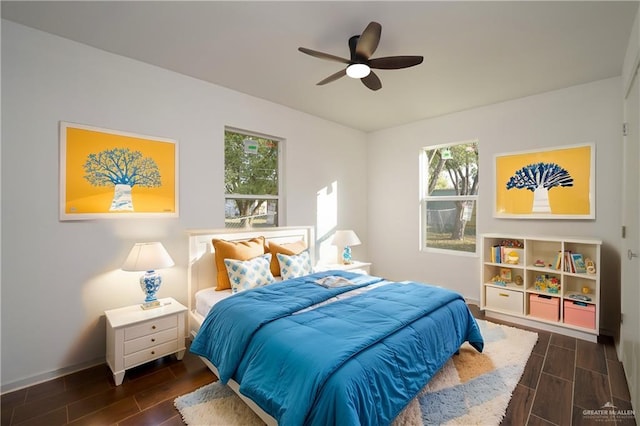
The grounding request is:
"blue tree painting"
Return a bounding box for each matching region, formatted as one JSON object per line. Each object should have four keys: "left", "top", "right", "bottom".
{"left": 83, "top": 148, "right": 161, "bottom": 211}
{"left": 506, "top": 162, "right": 573, "bottom": 213}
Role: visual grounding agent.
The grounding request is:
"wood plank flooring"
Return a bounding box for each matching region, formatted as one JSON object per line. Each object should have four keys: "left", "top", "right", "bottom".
{"left": 471, "top": 307, "right": 637, "bottom": 426}
{"left": 1, "top": 305, "right": 636, "bottom": 425}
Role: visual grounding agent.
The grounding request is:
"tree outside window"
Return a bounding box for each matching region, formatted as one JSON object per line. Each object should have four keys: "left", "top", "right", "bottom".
{"left": 224, "top": 129, "right": 281, "bottom": 228}
{"left": 421, "top": 141, "right": 479, "bottom": 253}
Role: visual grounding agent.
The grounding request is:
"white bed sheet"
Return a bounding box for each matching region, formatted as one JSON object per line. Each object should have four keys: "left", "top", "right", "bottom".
{"left": 195, "top": 288, "right": 232, "bottom": 318}
{"left": 195, "top": 277, "right": 286, "bottom": 318}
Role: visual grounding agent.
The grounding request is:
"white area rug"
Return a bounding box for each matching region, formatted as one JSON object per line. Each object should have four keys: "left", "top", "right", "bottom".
{"left": 175, "top": 319, "right": 538, "bottom": 425}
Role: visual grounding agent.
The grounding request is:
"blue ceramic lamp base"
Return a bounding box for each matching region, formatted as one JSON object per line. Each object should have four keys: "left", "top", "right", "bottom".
{"left": 140, "top": 270, "right": 162, "bottom": 310}
{"left": 342, "top": 246, "right": 353, "bottom": 264}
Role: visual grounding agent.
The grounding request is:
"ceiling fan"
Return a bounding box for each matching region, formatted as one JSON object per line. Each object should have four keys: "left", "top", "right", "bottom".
{"left": 298, "top": 21, "right": 423, "bottom": 91}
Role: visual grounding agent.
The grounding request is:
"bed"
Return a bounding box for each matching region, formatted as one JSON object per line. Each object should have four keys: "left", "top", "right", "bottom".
{"left": 187, "top": 226, "right": 484, "bottom": 426}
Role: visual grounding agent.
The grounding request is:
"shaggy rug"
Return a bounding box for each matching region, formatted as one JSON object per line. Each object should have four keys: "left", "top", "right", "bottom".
{"left": 175, "top": 319, "right": 538, "bottom": 425}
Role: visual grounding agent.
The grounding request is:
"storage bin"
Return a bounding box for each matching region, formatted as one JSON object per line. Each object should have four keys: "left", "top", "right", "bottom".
{"left": 529, "top": 294, "right": 559, "bottom": 322}
{"left": 485, "top": 286, "right": 523, "bottom": 315}
{"left": 564, "top": 300, "right": 596, "bottom": 329}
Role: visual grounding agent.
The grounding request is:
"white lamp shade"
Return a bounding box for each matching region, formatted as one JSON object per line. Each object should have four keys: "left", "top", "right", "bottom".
{"left": 122, "top": 242, "right": 175, "bottom": 272}
{"left": 331, "top": 230, "right": 362, "bottom": 247}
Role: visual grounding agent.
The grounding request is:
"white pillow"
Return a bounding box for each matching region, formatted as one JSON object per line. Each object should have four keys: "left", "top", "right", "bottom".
{"left": 276, "top": 250, "right": 313, "bottom": 280}
{"left": 224, "top": 253, "right": 275, "bottom": 293}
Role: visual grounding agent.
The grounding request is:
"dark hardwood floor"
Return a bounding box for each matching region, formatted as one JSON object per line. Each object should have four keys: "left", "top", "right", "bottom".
{"left": 1, "top": 306, "right": 636, "bottom": 426}
{"left": 471, "top": 306, "right": 637, "bottom": 426}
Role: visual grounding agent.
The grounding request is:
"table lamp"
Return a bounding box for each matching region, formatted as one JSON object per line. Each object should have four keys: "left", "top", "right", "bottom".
{"left": 122, "top": 242, "right": 175, "bottom": 309}
{"left": 331, "top": 230, "right": 361, "bottom": 264}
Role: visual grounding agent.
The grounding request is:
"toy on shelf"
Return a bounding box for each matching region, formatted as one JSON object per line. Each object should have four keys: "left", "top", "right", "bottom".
{"left": 535, "top": 274, "right": 560, "bottom": 294}
{"left": 568, "top": 293, "right": 592, "bottom": 302}
{"left": 534, "top": 259, "right": 546, "bottom": 267}
{"left": 490, "top": 275, "right": 507, "bottom": 286}
{"left": 505, "top": 251, "right": 521, "bottom": 264}
{"left": 504, "top": 240, "right": 523, "bottom": 264}
{"left": 500, "top": 239, "right": 524, "bottom": 249}
{"left": 585, "top": 258, "right": 596, "bottom": 274}
{"left": 514, "top": 275, "right": 523, "bottom": 286}
{"left": 496, "top": 239, "right": 524, "bottom": 265}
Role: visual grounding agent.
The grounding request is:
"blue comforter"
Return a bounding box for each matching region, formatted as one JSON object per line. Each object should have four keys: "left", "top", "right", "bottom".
{"left": 190, "top": 270, "right": 385, "bottom": 382}
{"left": 192, "top": 272, "right": 484, "bottom": 426}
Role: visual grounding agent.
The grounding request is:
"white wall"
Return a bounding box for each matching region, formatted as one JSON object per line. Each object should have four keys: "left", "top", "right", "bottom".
{"left": 0, "top": 17, "right": 628, "bottom": 392}
{"left": 0, "top": 21, "right": 369, "bottom": 391}
{"left": 367, "top": 77, "right": 623, "bottom": 335}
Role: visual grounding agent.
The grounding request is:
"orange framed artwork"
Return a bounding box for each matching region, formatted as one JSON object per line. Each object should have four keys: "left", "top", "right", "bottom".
{"left": 494, "top": 144, "right": 594, "bottom": 219}
{"left": 60, "top": 122, "right": 178, "bottom": 220}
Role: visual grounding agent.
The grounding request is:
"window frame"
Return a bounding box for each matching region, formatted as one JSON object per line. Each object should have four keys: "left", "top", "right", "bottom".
{"left": 224, "top": 127, "right": 284, "bottom": 228}
{"left": 419, "top": 140, "right": 479, "bottom": 256}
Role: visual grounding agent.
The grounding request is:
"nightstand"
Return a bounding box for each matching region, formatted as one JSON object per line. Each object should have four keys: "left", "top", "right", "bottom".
{"left": 105, "top": 297, "right": 187, "bottom": 385}
{"left": 316, "top": 261, "right": 372, "bottom": 274}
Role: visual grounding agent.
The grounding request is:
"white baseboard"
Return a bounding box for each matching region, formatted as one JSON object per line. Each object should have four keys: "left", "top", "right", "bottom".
{"left": 1, "top": 356, "right": 105, "bottom": 395}
{"left": 465, "top": 297, "right": 480, "bottom": 306}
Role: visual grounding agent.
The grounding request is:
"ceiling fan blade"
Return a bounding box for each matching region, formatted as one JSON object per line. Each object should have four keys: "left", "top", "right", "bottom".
{"left": 317, "top": 69, "right": 347, "bottom": 85}
{"left": 298, "top": 47, "right": 351, "bottom": 65}
{"left": 355, "top": 21, "right": 382, "bottom": 59}
{"left": 361, "top": 71, "right": 382, "bottom": 91}
{"left": 369, "top": 55, "right": 424, "bottom": 70}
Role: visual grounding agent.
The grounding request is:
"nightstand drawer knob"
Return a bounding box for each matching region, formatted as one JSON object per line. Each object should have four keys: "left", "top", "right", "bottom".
{"left": 151, "top": 338, "right": 156, "bottom": 342}
{"left": 152, "top": 325, "right": 156, "bottom": 330}
{"left": 151, "top": 351, "right": 155, "bottom": 355}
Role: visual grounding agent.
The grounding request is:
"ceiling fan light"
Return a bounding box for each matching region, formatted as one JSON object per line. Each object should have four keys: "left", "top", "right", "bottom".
{"left": 346, "top": 63, "right": 371, "bottom": 79}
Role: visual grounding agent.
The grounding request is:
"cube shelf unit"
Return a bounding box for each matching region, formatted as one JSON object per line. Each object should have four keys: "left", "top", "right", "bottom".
{"left": 480, "top": 233, "right": 602, "bottom": 342}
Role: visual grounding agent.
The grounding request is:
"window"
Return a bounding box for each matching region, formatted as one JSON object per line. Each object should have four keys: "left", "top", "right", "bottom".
{"left": 420, "top": 140, "right": 478, "bottom": 254}
{"left": 224, "top": 129, "right": 282, "bottom": 228}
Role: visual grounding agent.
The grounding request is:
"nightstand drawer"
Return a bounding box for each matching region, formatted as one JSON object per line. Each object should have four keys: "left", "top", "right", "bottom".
{"left": 124, "top": 340, "right": 179, "bottom": 369}
{"left": 124, "top": 327, "right": 178, "bottom": 355}
{"left": 486, "top": 286, "right": 523, "bottom": 314}
{"left": 124, "top": 315, "right": 177, "bottom": 341}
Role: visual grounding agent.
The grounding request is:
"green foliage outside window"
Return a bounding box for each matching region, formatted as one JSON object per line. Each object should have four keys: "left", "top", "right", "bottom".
{"left": 224, "top": 130, "right": 280, "bottom": 228}
{"left": 423, "top": 141, "right": 478, "bottom": 253}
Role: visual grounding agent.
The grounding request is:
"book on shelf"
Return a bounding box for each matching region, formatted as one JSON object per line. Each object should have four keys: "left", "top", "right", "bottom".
{"left": 553, "top": 251, "right": 562, "bottom": 270}
{"left": 571, "top": 253, "right": 587, "bottom": 273}
{"left": 491, "top": 245, "right": 501, "bottom": 263}
{"left": 563, "top": 251, "right": 576, "bottom": 273}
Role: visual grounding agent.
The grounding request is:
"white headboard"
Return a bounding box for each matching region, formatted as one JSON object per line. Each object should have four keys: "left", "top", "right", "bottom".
{"left": 187, "top": 226, "right": 315, "bottom": 314}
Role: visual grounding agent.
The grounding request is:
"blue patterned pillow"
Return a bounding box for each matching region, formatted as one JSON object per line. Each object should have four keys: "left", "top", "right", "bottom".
{"left": 276, "top": 250, "right": 313, "bottom": 280}
{"left": 224, "top": 253, "right": 275, "bottom": 293}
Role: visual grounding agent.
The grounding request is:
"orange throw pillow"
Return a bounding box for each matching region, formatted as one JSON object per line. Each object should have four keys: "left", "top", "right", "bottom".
{"left": 212, "top": 237, "right": 265, "bottom": 290}
{"left": 268, "top": 240, "right": 307, "bottom": 277}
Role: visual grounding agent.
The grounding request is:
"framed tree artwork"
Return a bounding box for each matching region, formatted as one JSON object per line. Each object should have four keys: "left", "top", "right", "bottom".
{"left": 60, "top": 122, "right": 178, "bottom": 220}
{"left": 494, "top": 144, "right": 594, "bottom": 219}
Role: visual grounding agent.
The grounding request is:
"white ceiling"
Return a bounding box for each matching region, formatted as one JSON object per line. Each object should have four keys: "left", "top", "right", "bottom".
{"left": 2, "top": 1, "right": 638, "bottom": 132}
